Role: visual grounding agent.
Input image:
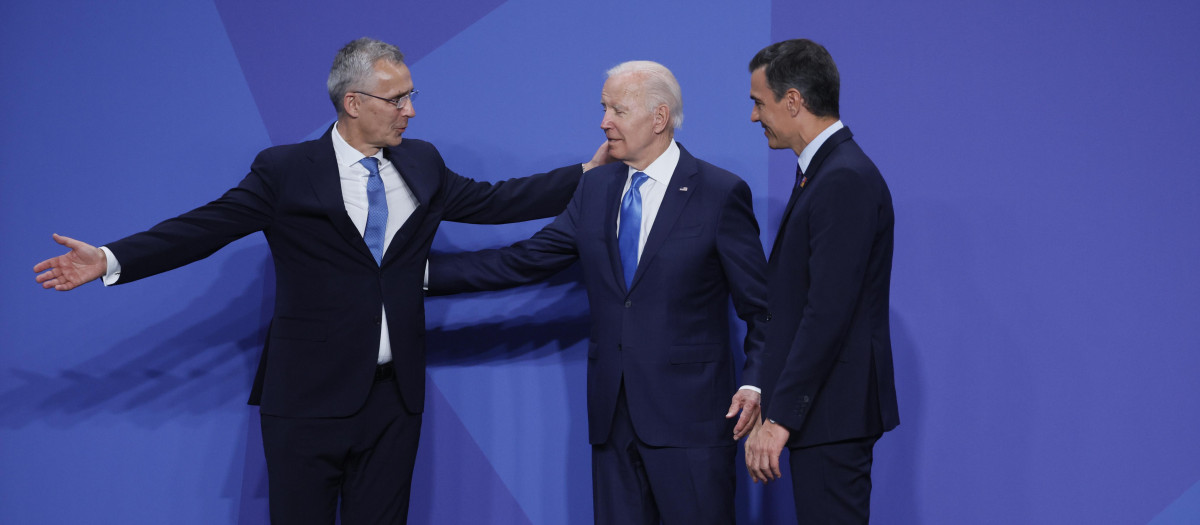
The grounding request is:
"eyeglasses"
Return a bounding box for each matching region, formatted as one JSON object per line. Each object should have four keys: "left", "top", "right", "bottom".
{"left": 354, "top": 89, "right": 419, "bottom": 110}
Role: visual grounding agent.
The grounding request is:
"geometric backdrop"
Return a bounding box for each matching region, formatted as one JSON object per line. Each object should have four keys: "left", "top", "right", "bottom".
{"left": 2, "top": 1, "right": 1198, "bottom": 523}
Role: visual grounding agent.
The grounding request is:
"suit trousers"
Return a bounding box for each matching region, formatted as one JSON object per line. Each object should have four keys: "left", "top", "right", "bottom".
{"left": 260, "top": 369, "right": 422, "bottom": 525}
{"left": 787, "top": 434, "right": 880, "bottom": 525}
{"left": 591, "top": 384, "right": 735, "bottom": 525}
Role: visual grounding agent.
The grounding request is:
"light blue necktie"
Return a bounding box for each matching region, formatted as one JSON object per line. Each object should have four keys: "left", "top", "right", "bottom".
{"left": 360, "top": 157, "right": 388, "bottom": 265}
{"left": 618, "top": 171, "right": 649, "bottom": 289}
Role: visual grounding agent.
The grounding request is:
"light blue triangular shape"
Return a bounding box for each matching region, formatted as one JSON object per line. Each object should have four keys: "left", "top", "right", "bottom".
{"left": 1149, "top": 479, "right": 1200, "bottom": 524}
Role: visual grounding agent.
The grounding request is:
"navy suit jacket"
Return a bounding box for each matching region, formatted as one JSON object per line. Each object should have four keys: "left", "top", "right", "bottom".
{"left": 429, "top": 144, "right": 769, "bottom": 447}
{"left": 762, "top": 126, "right": 900, "bottom": 447}
{"left": 105, "top": 127, "right": 583, "bottom": 418}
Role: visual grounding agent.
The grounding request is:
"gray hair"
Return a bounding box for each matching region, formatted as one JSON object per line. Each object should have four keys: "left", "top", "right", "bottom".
{"left": 606, "top": 60, "right": 683, "bottom": 130}
{"left": 328, "top": 37, "right": 406, "bottom": 114}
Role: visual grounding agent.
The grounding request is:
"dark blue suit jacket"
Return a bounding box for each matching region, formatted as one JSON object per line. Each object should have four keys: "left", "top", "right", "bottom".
{"left": 762, "top": 126, "right": 900, "bottom": 447}
{"left": 105, "top": 127, "right": 582, "bottom": 418}
{"left": 429, "top": 144, "right": 769, "bottom": 447}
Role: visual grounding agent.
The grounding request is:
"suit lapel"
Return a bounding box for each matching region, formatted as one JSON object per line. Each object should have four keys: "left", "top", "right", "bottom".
{"left": 307, "top": 128, "right": 377, "bottom": 263}
{"left": 379, "top": 143, "right": 431, "bottom": 266}
{"left": 770, "top": 127, "right": 854, "bottom": 258}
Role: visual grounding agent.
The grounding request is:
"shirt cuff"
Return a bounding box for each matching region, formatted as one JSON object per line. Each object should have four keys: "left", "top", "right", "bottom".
{"left": 99, "top": 246, "right": 121, "bottom": 286}
{"left": 738, "top": 385, "right": 761, "bottom": 394}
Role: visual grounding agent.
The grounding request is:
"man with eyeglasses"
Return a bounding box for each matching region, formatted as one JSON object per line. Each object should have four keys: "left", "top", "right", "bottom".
{"left": 33, "top": 37, "right": 607, "bottom": 525}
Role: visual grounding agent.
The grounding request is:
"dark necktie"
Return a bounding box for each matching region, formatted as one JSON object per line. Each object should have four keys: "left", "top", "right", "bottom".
{"left": 618, "top": 171, "right": 649, "bottom": 289}
{"left": 360, "top": 157, "right": 388, "bottom": 265}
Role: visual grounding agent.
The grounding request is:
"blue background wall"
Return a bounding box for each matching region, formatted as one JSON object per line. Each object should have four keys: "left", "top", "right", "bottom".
{"left": 2, "top": 1, "right": 1198, "bottom": 523}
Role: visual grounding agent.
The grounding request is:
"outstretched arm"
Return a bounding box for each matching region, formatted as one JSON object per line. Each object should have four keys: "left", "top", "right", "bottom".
{"left": 441, "top": 142, "right": 611, "bottom": 225}
{"left": 33, "top": 234, "right": 107, "bottom": 291}
{"left": 429, "top": 180, "right": 585, "bottom": 295}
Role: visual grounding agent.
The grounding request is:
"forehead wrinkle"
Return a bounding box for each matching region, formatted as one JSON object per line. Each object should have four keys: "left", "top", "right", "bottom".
{"left": 371, "top": 61, "right": 412, "bottom": 95}
{"left": 605, "top": 74, "right": 645, "bottom": 104}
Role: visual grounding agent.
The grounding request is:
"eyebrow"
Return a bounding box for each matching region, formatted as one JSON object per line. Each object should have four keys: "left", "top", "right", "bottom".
{"left": 385, "top": 88, "right": 415, "bottom": 100}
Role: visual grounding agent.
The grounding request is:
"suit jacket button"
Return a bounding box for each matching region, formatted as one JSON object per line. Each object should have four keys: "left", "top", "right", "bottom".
{"left": 624, "top": 300, "right": 632, "bottom": 308}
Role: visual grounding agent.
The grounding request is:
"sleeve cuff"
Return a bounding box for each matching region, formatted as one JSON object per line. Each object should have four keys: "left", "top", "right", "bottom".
{"left": 99, "top": 246, "right": 121, "bottom": 286}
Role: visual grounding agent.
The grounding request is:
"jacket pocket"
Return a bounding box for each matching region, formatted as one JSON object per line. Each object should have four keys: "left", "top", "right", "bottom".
{"left": 667, "top": 224, "right": 704, "bottom": 239}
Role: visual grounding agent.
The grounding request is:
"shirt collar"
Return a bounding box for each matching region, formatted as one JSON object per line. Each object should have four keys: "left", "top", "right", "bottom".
{"left": 332, "top": 123, "right": 386, "bottom": 173}
{"left": 627, "top": 140, "right": 680, "bottom": 185}
{"left": 797, "top": 120, "right": 844, "bottom": 174}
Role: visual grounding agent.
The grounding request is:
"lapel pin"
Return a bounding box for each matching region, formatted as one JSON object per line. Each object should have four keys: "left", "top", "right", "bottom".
{"left": 679, "top": 186, "right": 688, "bottom": 192}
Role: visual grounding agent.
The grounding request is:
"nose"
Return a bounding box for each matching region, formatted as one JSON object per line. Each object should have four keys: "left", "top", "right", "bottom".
{"left": 750, "top": 106, "right": 760, "bottom": 123}
{"left": 401, "top": 101, "right": 415, "bottom": 118}
{"left": 600, "top": 111, "right": 614, "bottom": 130}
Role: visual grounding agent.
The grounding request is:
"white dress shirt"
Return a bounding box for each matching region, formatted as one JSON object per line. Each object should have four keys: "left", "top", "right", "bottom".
{"left": 616, "top": 140, "right": 680, "bottom": 260}
{"left": 332, "top": 125, "right": 418, "bottom": 364}
{"left": 101, "top": 124, "right": 418, "bottom": 365}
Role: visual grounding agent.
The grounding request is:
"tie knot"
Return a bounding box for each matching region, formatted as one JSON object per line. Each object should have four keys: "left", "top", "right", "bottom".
{"left": 360, "top": 156, "right": 380, "bottom": 176}
{"left": 631, "top": 171, "right": 649, "bottom": 191}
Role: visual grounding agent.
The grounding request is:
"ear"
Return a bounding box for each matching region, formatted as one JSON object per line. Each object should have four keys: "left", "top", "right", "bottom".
{"left": 342, "top": 92, "right": 361, "bottom": 118}
{"left": 785, "top": 88, "right": 804, "bottom": 117}
{"left": 652, "top": 104, "right": 670, "bottom": 134}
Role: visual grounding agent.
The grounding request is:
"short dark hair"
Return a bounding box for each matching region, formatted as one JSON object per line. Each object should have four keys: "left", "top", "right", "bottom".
{"left": 749, "top": 39, "right": 840, "bottom": 119}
